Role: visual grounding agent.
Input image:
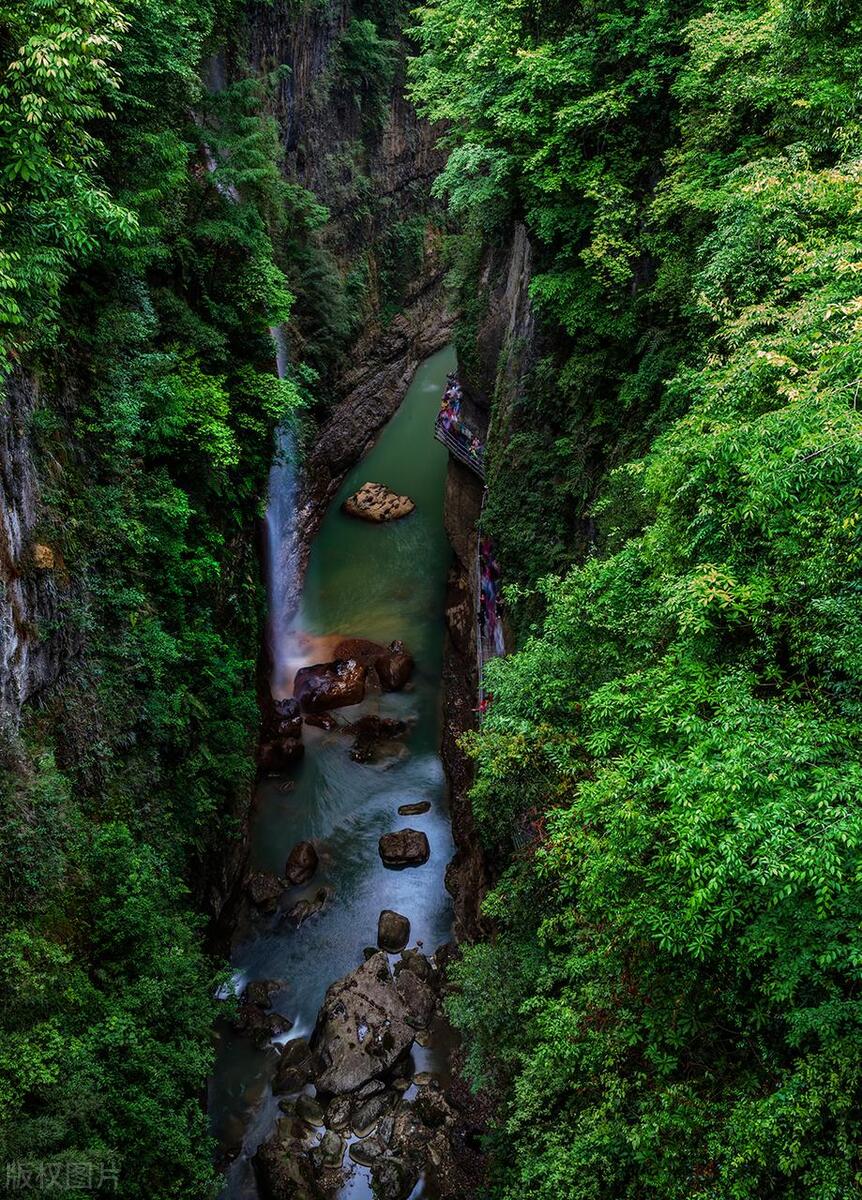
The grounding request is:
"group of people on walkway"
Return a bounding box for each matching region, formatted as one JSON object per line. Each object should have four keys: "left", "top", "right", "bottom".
{"left": 479, "top": 534, "right": 505, "bottom": 658}
{"left": 438, "top": 374, "right": 483, "bottom": 466}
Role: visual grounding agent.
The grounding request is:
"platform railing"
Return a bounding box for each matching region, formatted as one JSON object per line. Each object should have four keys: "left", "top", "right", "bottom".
{"left": 434, "top": 414, "right": 486, "bottom": 480}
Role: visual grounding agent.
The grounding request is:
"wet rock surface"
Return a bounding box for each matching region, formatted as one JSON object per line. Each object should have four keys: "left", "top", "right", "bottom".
{"left": 294, "top": 658, "right": 367, "bottom": 712}
{"left": 311, "top": 952, "right": 415, "bottom": 1094}
{"left": 252, "top": 947, "right": 493, "bottom": 1199}
{"left": 273, "top": 1037, "right": 318, "bottom": 1095}
{"left": 343, "top": 481, "right": 415, "bottom": 523}
{"left": 233, "top": 993, "right": 293, "bottom": 1048}
{"left": 254, "top": 1115, "right": 327, "bottom": 1200}
{"left": 377, "top": 909, "right": 410, "bottom": 952}
{"left": 304, "top": 711, "right": 339, "bottom": 731}
{"left": 397, "top": 801, "right": 431, "bottom": 816}
{"left": 379, "top": 828, "right": 430, "bottom": 869}
{"left": 375, "top": 640, "right": 414, "bottom": 691}
{"left": 333, "top": 636, "right": 388, "bottom": 664}
{"left": 285, "top": 840, "right": 319, "bottom": 886}
{"left": 395, "top": 968, "right": 436, "bottom": 1029}
{"left": 262, "top": 696, "right": 304, "bottom": 740}
{"left": 284, "top": 886, "right": 332, "bottom": 928}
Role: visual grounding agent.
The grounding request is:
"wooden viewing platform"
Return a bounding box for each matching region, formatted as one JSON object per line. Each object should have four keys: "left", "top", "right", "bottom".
{"left": 434, "top": 414, "right": 486, "bottom": 480}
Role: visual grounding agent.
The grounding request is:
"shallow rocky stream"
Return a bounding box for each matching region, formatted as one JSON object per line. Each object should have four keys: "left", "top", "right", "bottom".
{"left": 209, "top": 346, "right": 463, "bottom": 1199}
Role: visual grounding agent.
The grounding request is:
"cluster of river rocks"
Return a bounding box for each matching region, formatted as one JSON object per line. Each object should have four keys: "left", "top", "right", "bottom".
{"left": 257, "top": 636, "right": 415, "bottom": 775}
{"left": 237, "top": 626, "right": 479, "bottom": 1196}
{"left": 251, "top": 947, "right": 467, "bottom": 1200}
{"left": 248, "top": 635, "right": 428, "bottom": 931}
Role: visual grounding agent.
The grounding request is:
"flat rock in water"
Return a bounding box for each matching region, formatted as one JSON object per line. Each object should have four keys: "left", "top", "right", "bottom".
{"left": 397, "top": 801, "right": 431, "bottom": 817}
{"left": 379, "top": 829, "right": 430, "bottom": 869}
{"left": 343, "top": 482, "right": 415, "bottom": 523}
{"left": 312, "top": 954, "right": 415, "bottom": 1095}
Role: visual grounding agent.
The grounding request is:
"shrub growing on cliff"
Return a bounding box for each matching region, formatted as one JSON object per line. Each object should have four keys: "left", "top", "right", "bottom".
{"left": 413, "top": 0, "right": 862, "bottom": 1195}
{"left": 335, "top": 17, "right": 398, "bottom": 129}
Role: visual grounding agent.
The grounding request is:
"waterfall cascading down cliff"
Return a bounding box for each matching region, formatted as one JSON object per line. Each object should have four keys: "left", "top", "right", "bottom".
{"left": 265, "top": 327, "right": 300, "bottom": 699}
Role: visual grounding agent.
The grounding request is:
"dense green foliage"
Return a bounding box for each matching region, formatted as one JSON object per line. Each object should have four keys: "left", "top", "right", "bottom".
{"left": 0, "top": 1, "right": 302, "bottom": 1193}
{"left": 412, "top": 0, "right": 862, "bottom": 1196}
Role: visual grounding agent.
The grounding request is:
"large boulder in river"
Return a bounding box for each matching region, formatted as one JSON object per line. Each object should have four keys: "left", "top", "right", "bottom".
{"left": 312, "top": 953, "right": 415, "bottom": 1095}
{"left": 395, "top": 968, "right": 436, "bottom": 1029}
{"left": 378, "top": 910, "right": 410, "bottom": 953}
{"left": 375, "top": 641, "right": 414, "bottom": 692}
{"left": 379, "top": 829, "right": 430, "bottom": 869}
{"left": 333, "top": 638, "right": 414, "bottom": 692}
{"left": 333, "top": 637, "right": 387, "bottom": 664}
{"left": 294, "top": 659, "right": 366, "bottom": 712}
{"left": 343, "top": 481, "right": 415, "bottom": 523}
{"left": 285, "top": 840, "right": 318, "bottom": 886}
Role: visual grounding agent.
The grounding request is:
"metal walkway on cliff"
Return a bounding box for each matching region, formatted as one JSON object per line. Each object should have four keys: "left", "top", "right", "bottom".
{"left": 434, "top": 375, "right": 486, "bottom": 480}
{"left": 434, "top": 415, "right": 486, "bottom": 480}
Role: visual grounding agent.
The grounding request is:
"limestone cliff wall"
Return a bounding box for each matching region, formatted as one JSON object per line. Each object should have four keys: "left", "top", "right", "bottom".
{"left": 0, "top": 369, "right": 74, "bottom": 735}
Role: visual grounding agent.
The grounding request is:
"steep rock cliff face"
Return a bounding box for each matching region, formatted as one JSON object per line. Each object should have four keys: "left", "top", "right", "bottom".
{"left": 439, "top": 222, "right": 538, "bottom": 934}
{"left": 244, "top": 0, "right": 455, "bottom": 522}
{"left": 465, "top": 221, "right": 536, "bottom": 423}
{"left": 0, "top": 369, "right": 73, "bottom": 732}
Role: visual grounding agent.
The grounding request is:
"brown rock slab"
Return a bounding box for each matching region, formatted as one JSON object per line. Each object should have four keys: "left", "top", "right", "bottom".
{"left": 304, "top": 712, "right": 339, "bottom": 731}
{"left": 311, "top": 954, "right": 415, "bottom": 1094}
{"left": 395, "top": 969, "right": 436, "bottom": 1029}
{"left": 334, "top": 637, "right": 388, "bottom": 664}
{"left": 375, "top": 640, "right": 414, "bottom": 691}
{"left": 397, "top": 802, "right": 431, "bottom": 817}
{"left": 378, "top": 829, "right": 430, "bottom": 869}
{"left": 261, "top": 696, "right": 303, "bottom": 741}
{"left": 343, "top": 481, "right": 415, "bottom": 523}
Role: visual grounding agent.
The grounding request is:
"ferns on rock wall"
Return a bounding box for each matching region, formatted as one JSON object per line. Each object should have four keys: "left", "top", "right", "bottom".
{"left": 0, "top": 1, "right": 301, "bottom": 1192}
